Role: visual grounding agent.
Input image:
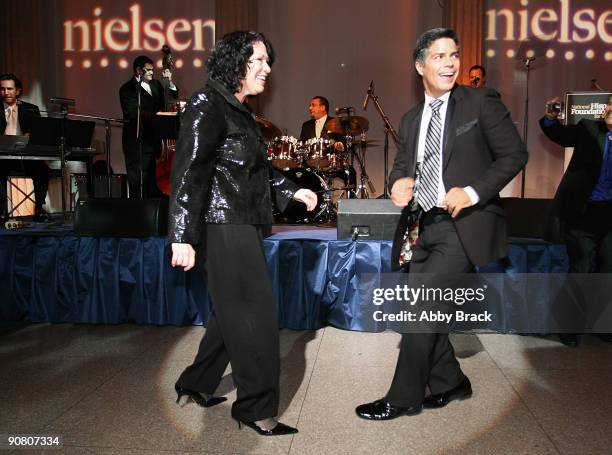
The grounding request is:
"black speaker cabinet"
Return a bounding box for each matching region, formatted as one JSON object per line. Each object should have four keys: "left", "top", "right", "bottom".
{"left": 337, "top": 199, "right": 402, "bottom": 240}
{"left": 500, "top": 197, "right": 559, "bottom": 241}
{"left": 74, "top": 198, "right": 169, "bottom": 237}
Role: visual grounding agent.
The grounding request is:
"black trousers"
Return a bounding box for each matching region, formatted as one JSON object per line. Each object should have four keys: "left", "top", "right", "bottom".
{"left": 556, "top": 201, "right": 612, "bottom": 332}
{"left": 0, "top": 159, "right": 50, "bottom": 216}
{"left": 565, "top": 201, "right": 612, "bottom": 274}
{"left": 386, "top": 211, "right": 472, "bottom": 407}
{"left": 176, "top": 224, "right": 280, "bottom": 421}
{"left": 122, "top": 140, "right": 163, "bottom": 198}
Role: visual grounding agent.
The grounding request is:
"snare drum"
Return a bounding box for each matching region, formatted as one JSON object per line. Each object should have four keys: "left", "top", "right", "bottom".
{"left": 271, "top": 135, "right": 300, "bottom": 170}
{"left": 276, "top": 168, "right": 328, "bottom": 223}
{"left": 305, "top": 138, "right": 333, "bottom": 169}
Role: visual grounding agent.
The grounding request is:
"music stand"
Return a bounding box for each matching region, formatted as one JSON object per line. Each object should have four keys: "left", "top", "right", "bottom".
{"left": 68, "top": 113, "right": 124, "bottom": 197}
{"left": 28, "top": 116, "right": 95, "bottom": 218}
{"left": 28, "top": 117, "right": 95, "bottom": 148}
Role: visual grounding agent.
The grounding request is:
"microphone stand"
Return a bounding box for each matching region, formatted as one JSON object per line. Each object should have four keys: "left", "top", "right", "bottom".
{"left": 520, "top": 56, "right": 534, "bottom": 199}
{"left": 48, "top": 97, "right": 75, "bottom": 222}
{"left": 591, "top": 79, "right": 605, "bottom": 91}
{"left": 68, "top": 113, "right": 124, "bottom": 197}
{"left": 136, "top": 71, "right": 145, "bottom": 198}
{"left": 367, "top": 87, "right": 399, "bottom": 199}
{"left": 59, "top": 104, "right": 69, "bottom": 220}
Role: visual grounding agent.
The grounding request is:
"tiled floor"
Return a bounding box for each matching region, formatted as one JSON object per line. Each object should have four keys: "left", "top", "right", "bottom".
{"left": 1, "top": 323, "right": 611, "bottom": 454}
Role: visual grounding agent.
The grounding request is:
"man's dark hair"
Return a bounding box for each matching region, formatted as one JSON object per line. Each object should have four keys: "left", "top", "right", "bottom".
{"left": 312, "top": 96, "right": 329, "bottom": 113}
{"left": 0, "top": 73, "right": 23, "bottom": 90}
{"left": 132, "top": 55, "right": 154, "bottom": 72}
{"left": 413, "top": 28, "right": 459, "bottom": 64}
{"left": 206, "top": 30, "right": 275, "bottom": 94}
{"left": 469, "top": 65, "right": 486, "bottom": 77}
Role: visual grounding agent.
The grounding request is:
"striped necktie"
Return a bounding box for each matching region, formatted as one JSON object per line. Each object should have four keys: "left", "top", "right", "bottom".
{"left": 5, "top": 105, "right": 17, "bottom": 135}
{"left": 419, "top": 99, "right": 443, "bottom": 212}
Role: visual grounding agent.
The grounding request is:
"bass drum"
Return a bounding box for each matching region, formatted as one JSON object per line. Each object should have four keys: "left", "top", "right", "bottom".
{"left": 276, "top": 168, "right": 328, "bottom": 223}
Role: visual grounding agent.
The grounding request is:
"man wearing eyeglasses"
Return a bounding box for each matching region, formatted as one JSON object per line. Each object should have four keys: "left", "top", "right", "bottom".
{"left": 119, "top": 55, "right": 178, "bottom": 198}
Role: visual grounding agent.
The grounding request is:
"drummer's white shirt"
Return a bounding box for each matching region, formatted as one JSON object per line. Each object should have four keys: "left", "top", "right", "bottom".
{"left": 315, "top": 114, "right": 327, "bottom": 138}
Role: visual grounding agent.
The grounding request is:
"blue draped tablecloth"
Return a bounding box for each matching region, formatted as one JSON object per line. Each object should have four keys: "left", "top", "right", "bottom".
{"left": 0, "top": 229, "right": 568, "bottom": 330}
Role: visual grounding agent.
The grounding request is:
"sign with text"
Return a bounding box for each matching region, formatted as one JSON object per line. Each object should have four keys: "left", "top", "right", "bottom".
{"left": 62, "top": 1, "right": 215, "bottom": 72}
{"left": 564, "top": 91, "right": 612, "bottom": 124}
{"left": 485, "top": 0, "right": 611, "bottom": 62}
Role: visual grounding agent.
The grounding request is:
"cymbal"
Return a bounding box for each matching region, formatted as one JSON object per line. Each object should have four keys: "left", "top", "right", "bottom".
{"left": 255, "top": 115, "right": 282, "bottom": 140}
{"left": 326, "top": 116, "right": 369, "bottom": 134}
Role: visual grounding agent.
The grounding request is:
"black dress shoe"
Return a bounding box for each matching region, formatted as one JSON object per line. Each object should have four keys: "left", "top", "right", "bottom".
{"left": 355, "top": 399, "right": 422, "bottom": 420}
{"left": 174, "top": 385, "right": 227, "bottom": 408}
{"left": 236, "top": 419, "right": 298, "bottom": 436}
{"left": 423, "top": 377, "right": 472, "bottom": 409}
{"left": 559, "top": 334, "right": 579, "bottom": 347}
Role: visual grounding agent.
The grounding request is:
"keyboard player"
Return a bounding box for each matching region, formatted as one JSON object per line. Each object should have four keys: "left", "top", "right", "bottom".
{"left": 1, "top": 73, "right": 50, "bottom": 223}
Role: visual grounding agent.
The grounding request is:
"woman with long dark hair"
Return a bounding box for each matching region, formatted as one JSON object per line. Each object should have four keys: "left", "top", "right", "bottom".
{"left": 168, "top": 31, "right": 317, "bottom": 436}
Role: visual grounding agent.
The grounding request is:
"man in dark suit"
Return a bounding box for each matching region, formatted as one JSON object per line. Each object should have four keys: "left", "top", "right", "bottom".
{"left": 299, "top": 96, "right": 340, "bottom": 144}
{"left": 468, "top": 64, "right": 486, "bottom": 88}
{"left": 119, "top": 55, "right": 178, "bottom": 198}
{"left": 0, "top": 73, "right": 50, "bottom": 223}
{"left": 540, "top": 95, "right": 612, "bottom": 346}
{"left": 356, "top": 28, "right": 527, "bottom": 420}
{"left": 299, "top": 96, "right": 355, "bottom": 191}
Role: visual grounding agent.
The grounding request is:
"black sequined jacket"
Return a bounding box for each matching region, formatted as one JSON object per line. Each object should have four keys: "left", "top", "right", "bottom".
{"left": 168, "top": 78, "right": 297, "bottom": 244}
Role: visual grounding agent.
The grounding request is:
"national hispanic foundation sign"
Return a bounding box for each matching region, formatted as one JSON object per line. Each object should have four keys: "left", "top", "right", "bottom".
{"left": 564, "top": 91, "right": 612, "bottom": 125}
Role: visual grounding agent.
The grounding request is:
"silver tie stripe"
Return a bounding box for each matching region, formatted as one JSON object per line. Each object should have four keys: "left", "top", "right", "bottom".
{"left": 419, "top": 99, "right": 443, "bottom": 212}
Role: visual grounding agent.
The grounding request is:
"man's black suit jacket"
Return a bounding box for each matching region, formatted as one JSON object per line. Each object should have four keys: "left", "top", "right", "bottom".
{"left": 539, "top": 117, "right": 609, "bottom": 222}
{"left": 119, "top": 77, "right": 173, "bottom": 148}
{"left": 299, "top": 116, "right": 342, "bottom": 143}
{"left": 389, "top": 86, "right": 527, "bottom": 269}
{"left": 0, "top": 100, "right": 40, "bottom": 134}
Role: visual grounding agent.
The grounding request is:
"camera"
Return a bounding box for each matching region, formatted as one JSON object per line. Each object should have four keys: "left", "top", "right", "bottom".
{"left": 546, "top": 102, "right": 561, "bottom": 114}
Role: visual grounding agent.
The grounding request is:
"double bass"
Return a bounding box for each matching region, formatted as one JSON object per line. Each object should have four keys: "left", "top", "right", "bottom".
{"left": 155, "top": 45, "right": 179, "bottom": 195}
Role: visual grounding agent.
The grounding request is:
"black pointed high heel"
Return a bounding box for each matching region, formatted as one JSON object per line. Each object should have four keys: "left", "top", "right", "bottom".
{"left": 174, "top": 385, "right": 227, "bottom": 408}
{"left": 235, "top": 419, "right": 298, "bottom": 436}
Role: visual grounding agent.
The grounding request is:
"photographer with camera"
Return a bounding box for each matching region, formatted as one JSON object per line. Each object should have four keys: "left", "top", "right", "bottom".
{"left": 540, "top": 95, "right": 612, "bottom": 347}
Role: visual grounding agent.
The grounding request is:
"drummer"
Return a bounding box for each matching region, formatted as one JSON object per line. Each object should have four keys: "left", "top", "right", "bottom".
{"left": 299, "top": 96, "right": 357, "bottom": 191}
{"left": 299, "top": 96, "right": 345, "bottom": 151}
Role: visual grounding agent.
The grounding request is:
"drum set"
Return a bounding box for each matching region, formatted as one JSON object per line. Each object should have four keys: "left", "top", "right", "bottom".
{"left": 256, "top": 109, "right": 375, "bottom": 224}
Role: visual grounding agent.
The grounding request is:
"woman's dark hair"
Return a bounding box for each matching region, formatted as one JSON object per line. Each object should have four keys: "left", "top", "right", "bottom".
{"left": 206, "top": 30, "right": 274, "bottom": 93}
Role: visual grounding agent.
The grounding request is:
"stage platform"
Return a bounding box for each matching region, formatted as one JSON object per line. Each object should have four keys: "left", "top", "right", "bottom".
{"left": 0, "top": 223, "right": 568, "bottom": 330}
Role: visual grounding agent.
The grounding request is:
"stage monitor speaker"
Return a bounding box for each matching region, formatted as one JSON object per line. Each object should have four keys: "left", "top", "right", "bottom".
{"left": 337, "top": 199, "right": 401, "bottom": 240}
{"left": 500, "top": 197, "right": 559, "bottom": 241}
{"left": 74, "top": 198, "right": 168, "bottom": 237}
